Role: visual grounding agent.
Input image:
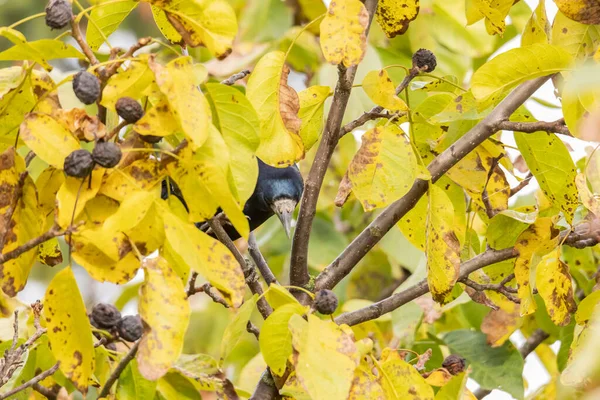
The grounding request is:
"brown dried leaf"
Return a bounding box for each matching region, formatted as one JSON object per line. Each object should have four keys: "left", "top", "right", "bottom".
{"left": 280, "top": 64, "right": 301, "bottom": 134}
{"left": 481, "top": 306, "right": 521, "bottom": 347}
{"left": 555, "top": 0, "right": 600, "bottom": 25}
{"left": 335, "top": 172, "right": 352, "bottom": 207}
{"left": 53, "top": 108, "right": 107, "bottom": 142}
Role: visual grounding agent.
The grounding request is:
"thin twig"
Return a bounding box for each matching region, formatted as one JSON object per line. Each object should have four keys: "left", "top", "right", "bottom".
{"left": 106, "top": 120, "right": 129, "bottom": 141}
{"left": 97, "top": 340, "right": 140, "bottom": 399}
{"left": 0, "top": 363, "right": 59, "bottom": 400}
{"left": 32, "top": 383, "right": 57, "bottom": 399}
{"left": 246, "top": 321, "right": 260, "bottom": 340}
{"left": 220, "top": 69, "right": 251, "bottom": 86}
{"left": 461, "top": 277, "right": 520, "bottom": 304}
{"left": 481, "top": 156, "right": 503, "bottom": 219}
{"left": 70, "top": 17, "right": 99, "bottom": 66}
{"left": 248, "top": 233, "right": 278, "bottom": 285}
{"left": 0, "top": 172, "right": 27, "bottom": 251}
{"left": 498, "top": 118, "right": 571, "bottom": 136}
{"left": 104, "top": 37, "right": 152, "bottom": 79}
{"left": 510, "top": 172, "right": 533, "bottom": 197}
{"left": 0, "top": 224, "right": 68, "bottom": 265}
{"left": 208, "top": 219, "right": 272, "bottom": 319}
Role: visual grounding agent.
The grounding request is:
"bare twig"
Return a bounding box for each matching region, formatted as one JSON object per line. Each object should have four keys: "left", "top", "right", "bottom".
{"left": 498, "top": 118, "right": 570, "bottom": 136}
{"left": 315, "top": 75, "right": 553, "bottom": 293}
{"left": 32, "top": 383, "right": 57, "bottom": 399}
{"left": 481, "top": 156, "right": 503, "bottom": 219}
{"left": 0, "top": 363, "right": 59, "bottom": 400}
{"left": 0, "top": 171, "right": 27, "bottom": 251}
{"left": 106, "top": 120, "right": 129, "bottom": 141}
{"left": 221, "top": 69, "right": 251, "bottom": 86}
{"left": 461, "top": 277, "right": 520, "bottom": 304}
{"left": 104, "top": 37, "right": 152, "bottom": 79}
{"left": 97, "top": 340, "right": 140, "bottom": 399}
{"left": 70, "top": 17, "right": 99, "bottom": 66}
{"left": 290, "top": 0, "right": 380, "bottom": 291}
{"left": 510, "top": 172, "right": 533, "bottom": 197}
{"left": 248, "top": 233, "right": 278, "bottom": 285}
{"left": 186, "top": 272, "right": 230, "bottom": 307}
{"left": 0, "top": 224, "right": 72, "bottom": 265}
{"left": 208, "top": 219, "right": 273, "bottom": 319}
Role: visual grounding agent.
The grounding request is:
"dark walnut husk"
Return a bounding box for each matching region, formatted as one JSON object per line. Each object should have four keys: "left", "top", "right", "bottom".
{"left": 442, "top": 354, "right": 466, "bottom": 375}
{"left": 73, "top": 71, "right": 101, "bottom": 105}
{"left": 412, "top": 48, "right": 437, "bottom": 72}
{"left": 139, "top": 134, "right": 162, "bottom": 144}
{"left": 118, "top": 315, "right": 143, "bottom": 342}
{"left": 90, "top": 303, "right": 122, "bottom": 329}
{"left": 45, "top": 0, "right": 72, "bottom": 30}
{"left": 92, "top": 141, "right": 122, "bottom": 168}
{"left": 314, "top": 289, "right": 339, "bottom": 315}
{"left": 64, "top": 149, "right": 94, "bottom": 178}
{"left": 115, "top": 97, "right": 144, "bottom": 123}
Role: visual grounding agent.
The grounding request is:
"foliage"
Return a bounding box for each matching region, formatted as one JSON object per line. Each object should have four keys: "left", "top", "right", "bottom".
{"left": 1, "top": 0, "right": 600, "bottom": 399}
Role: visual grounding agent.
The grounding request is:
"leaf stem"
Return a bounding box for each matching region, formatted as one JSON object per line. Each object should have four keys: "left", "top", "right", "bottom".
{"left": 284, "top": 13, "right": 326, "bottom": 61}
{"left": 8, "top": 12, "right": 46, "bottom": 29}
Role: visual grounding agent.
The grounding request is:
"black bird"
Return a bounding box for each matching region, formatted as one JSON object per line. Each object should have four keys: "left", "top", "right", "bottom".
{"left": 161, "top": 158, "right": 304, "bottom": 240}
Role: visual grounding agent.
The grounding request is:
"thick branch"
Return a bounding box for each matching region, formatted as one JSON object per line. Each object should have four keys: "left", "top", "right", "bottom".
{"left": 248, "top": 233, "right": 278, "bottom": 285}
{"left": 315, "top": 75, "right": 552, "bottom": 292}
{"left": 498, "top": 118, "right": 570, "bottom": 136}
{"left": 290, "top": 0, "right": 379, "bottom": 289}
{"left": 97, "top": 340, "right": 140, "bottom": 399}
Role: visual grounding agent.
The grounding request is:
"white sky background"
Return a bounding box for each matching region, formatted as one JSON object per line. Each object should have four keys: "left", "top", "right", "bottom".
{"left": 16, "top": 1, "right": 575, "bottom": 398}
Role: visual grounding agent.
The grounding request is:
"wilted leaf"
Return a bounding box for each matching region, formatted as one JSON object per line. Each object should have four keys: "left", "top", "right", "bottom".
{"left": 290, "top": 314, "right": 360, "bottom": 400}
{"left": 426, "top": 185, "right": 461, "bottom": 304}
{"left": 536, "top": 250, "right": 577, "bottom": 326}
{"left": 52, "top": 108, "right": 107, "bottom": 142}
{"left": 19, "top": 113, "right": 80, "bottom": 168}
{"left": 320, "top": 0, "right": 369, "bottom": 67}
{"left": 163, "top": 211, "right": 245, "bottom": 307}
{"left": 145, "top": 0, "right": 237, "bottom": 58}
{"left": 521, "top": 0, "right": 549, "bottom": 46}
{"left": 260, "top": 303, "right": 306, "bottom": 376}
{"left": 246, "top": 51, "right": 304, "bottom": 167}
{"left": 37, "top": 238, "right": 63, "bottom": 267}
{"left": 86, "top": 1, "right": 138, "bottom": 51}
{"left": 377, "top": 348, "right": 434, "bottom": 400}
{"left": 220, "top": 294, "right": 258, "bottom": 363}
{"left": 362, "top": 70, "right": 407, "bottom": 111}
{"left": 514, "top": 218, "right": 559, "bottom": 316}
{"left": 298, "top": 85, "right": 331, "bottom": 152}
{"left": 137, "top": 256, "right": 190, "bottom": 381}
{"left": 481, "top": 306, "right": 522, "bottom": 347}
{"left": 554, "top": 0, "right": 600, "bottom": 25}
{"left": 204, "top": 82, "right": 260, "bottom": 204}
{"left": 514, "top": 131, "right": 578, "bottom": 224}
{"left": 44, "top": 268, "right": 95, "bottom": 392}
{"left": 376, "top": 0, "right": 419, "bottom": 38}
{"left": 343, "top": 125, "right": 419, "bottom": 211}
{"left": 471, "top": 44, "right": 573, "bottom": 107}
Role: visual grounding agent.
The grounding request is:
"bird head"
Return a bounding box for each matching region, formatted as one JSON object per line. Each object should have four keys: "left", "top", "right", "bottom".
{"left": 270, "top": 197, "right": 297, "bottom": 238}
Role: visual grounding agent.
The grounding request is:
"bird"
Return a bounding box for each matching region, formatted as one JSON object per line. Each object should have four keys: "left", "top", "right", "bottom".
{"left": 161, "top": 158, "right": 304, "bottom": 240}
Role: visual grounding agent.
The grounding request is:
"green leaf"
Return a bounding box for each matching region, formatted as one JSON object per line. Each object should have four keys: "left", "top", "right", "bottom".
{"left": 220, "top": 294, "right": 258, "bottom": 364}
{"left": 514, "top": 131, "right": 578, "bottom": 224}
{"left": 156, "top": 371, "right": 202, "bottom": 400}
{"left": 203, "top": 82, "right": 260, "bottom": 204}
{"left": 173, "top": 354, "right": 220, "bottom": 391}
{"left": 260, "top": 303, "right": 306, "bottom": 376}
{"left": 444, "top": 330, "right": 524, "bottom": 400}
{"left": 264, "top": 284, "right": 302, "bottom": 310}
{"left": 486, "top": 208, "right": 537, "bottom": 249}
{"left": 87, "top": 1, "right": 138, "bottom": 51}
{"left": 297, "top": 85, "right": 330, "bottom": 152}
{"left": 137, "top": 257, "right": 191, "bottom": 381}
{"left": 0, "top": 39, "right": 84, "bottom": 62}
{"left": 44, "top": 267, "right": 95, "bottom": 392}
{"left": 471, "top": 44, "right": 573, "bottom": 107}
{"left": 116, "top": 360, "right": 158, "bottom": 400}
{"left": 239, "top": 0, "right": 293, "bottom": 42}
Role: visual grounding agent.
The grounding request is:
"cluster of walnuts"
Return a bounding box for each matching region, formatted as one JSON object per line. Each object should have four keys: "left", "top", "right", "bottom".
{"left": 90, "top": 303, "right": 144, "bottom": 347}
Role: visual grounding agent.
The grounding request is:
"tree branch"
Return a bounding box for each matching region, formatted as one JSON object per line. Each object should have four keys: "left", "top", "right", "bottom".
{"left": 70, "top": 17, "right": 99, "bottom": 67}
{"left": 510, "top": 172, "right": 533, "bottom": 197}
{"left": 0, "top": 363, "right": 59, "bottom": 400}
{"left": 221, "top": 69, "right": 251, "bottom": 86}
{"left": 104, "top": 37, "right": 152, "bottom": 79}
{"left": 186, "top": 272, "right": 230, "bottom": 308}
{"left": 248, "top": 233, "right": 278, "bottom": 285}
{"left": 96, "top": 340, "right": 140, "bottom": 399}
{"left": 498, "top": 118, "right": 570, "bottom": 136}
{"left": 460, "top": 274, "right": 520, "bottom": 304}
{"left": 0, "top": 224, "right": 71, "bottom": 265}
{"left": 315, "top": 75, "right": 553, "bottom": 292}
{"left": 289, "top": 0, "right": 379, "bottom": 290}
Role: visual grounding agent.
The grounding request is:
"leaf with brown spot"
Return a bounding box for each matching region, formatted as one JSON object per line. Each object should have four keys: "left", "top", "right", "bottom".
{"left": 377, "top": 348, "right": 434, "bottom": 399}
{"left": 481, "top": 306, "right": 522, "bottom": 347}
{"left": 470, "top": 0, "right": 514, "bottom": 35}
{"left": 536, "top": 249, "right": 577, "bottom": 326}
{"left": 347, "top": 359, "right": 386, "bottom": 399}
{"left": 99, "top": 158, "right": 165, "bottom": 202}
{"left": 576, "top": 173, "right": 600, "bottom": 216}
{"left": 44, "top": 267, "right": 95, "bottom": 393}
{"left": 554, "top": 0, "right": 600, "bottom": 25}
{"left": 246, "top": 51, "right": 304, "bottom": 167}
{"left": 552, "top": 11, "right": 600, "bottom": 60}
{"left": 35, "top": 167, "right": 64, "bottom": 219}
{"left": 320, "top": 0, "right": 369, "bottom": 67}
{"left": 342, "top": 125, "right": 420, "bottom": 212}
{"left": 376, "top": 0, "right": 419, "bottom": 38}
{"left": 137, "top": 256, "right": 190, "bottom": 381}
{"left": 522, "top": 0, "right": 549, "bottom": 46}
{"left": 101, "top": 57, "right": 155, "bottom": 110}
{"left": 162, "top": 210, "right": 245, "bottom": 308}
{"left": 426, "top": 185, "right": 461, "bottom": 304}
{"left": 514, "top": 217, "right": 559, "bottom": 316}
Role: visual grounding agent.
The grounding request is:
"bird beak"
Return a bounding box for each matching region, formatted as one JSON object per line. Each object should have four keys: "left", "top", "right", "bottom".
{"left": 271, "top": 198, "right": 296, "bottom": 239}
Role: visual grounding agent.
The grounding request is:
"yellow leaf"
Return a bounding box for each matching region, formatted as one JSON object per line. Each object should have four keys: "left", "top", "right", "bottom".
{"left": 44, "top": 267, "right": 95, "bottom": 392}
{"left": 289, "top": 314, "right": 360, "bottom": 400}
{"left": 551, "top": 10, "right": 600, "bottom": 60}
{"left": 575, "top": 291, "right": 600, "bottom": 325}
{"left": 0, "top": 148, "right": 43, "bottom": 296}
{"left": 576, "top": 173, "right": 600, "bottom": 215}
{"left": 101, "top": 58, "right": 155, "bottom": 109}
{"left": 348, "top": 360, "right": 386, "bottom": 399}
{"left": 561, "top": 309, "right": 600, "bottom": 386}
{"left": 320, "top": 0, "right": 369, "bottom": 67}
{"left": 37, "top": 237, "right": 63, "bottom": 267}
{"left": 398, "top": 193, "right": 427, "bottom": 251}
{"left": 426, "top": 185, "right": 461, "bottom": 304}
{"left": 514, "top": 217, "right": 559, "bottom": 316}
{"left": 36, "top": 167, "right": 65, "bottom": 218}
{"left": 554, "top": 0, "right": 600, "bottom": 25}
{"left": 145, "top": 0, "right": 237, "bottom": 58}
{"left": 424, "top": 368, "right": 453, "bottom": 387}
{"left": 133, "top": 96, "right": 180, "bottom": 139}
{"left": 246, "top": 51, "right": 304, "bottom": 167}
{"left": 362, "top": 70, "right": 408, "bottom": 111}
{"left": 521, "top": 0, "right": 549, "bottom": 46}
{"left": 376, "top": 0, "right": 420, "bottom": 38}
{"left": 220, "top": 294, "right": 258, "bottom": 364}
{"left": 343, "top": 125, "right": 419, "bottom": 212}
{"left": 99, "top": 158, "right": 165, "bottom": 202}
{"left": 137, "top": 256, "right": 190, "bottom": 381}
{"left": 19, "top": 113, "right": 80, "bottom": 168}
{"left": 151, "top": 5, "right": 183, "bottom": 43}
{"left": 0, "top": 28, "right": 52, "bottom": 70}
{"left": 103, "top": 191, "right": 156, "bottom": 234}
{"left": 260, "top": 303, "right": 306, "bottom": 376}
{"left": 203, "top": 82, "right": 260, "bottom": 204}
{"left": 298, "top": 85, "right": 330, "bottom": 152}
{"left": 149, "top": 56, "right": 211, "bottom": 149}
{"left": 264, "top": 283, "right": 302, "bottom": 310}
{"left": 471, "top": 0, "right": 514, "bottom": 35}
{"left": 536, "top": 249, "right": 577, "bottom": 326}
{"left": 56, "top": 169, "right": 105, "bottom": 229}
{"left": 378, "top": 348, "right": 434, "bottom": 399}
{"left": 163, "top": 211, "right": 245, "bottom": 307}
